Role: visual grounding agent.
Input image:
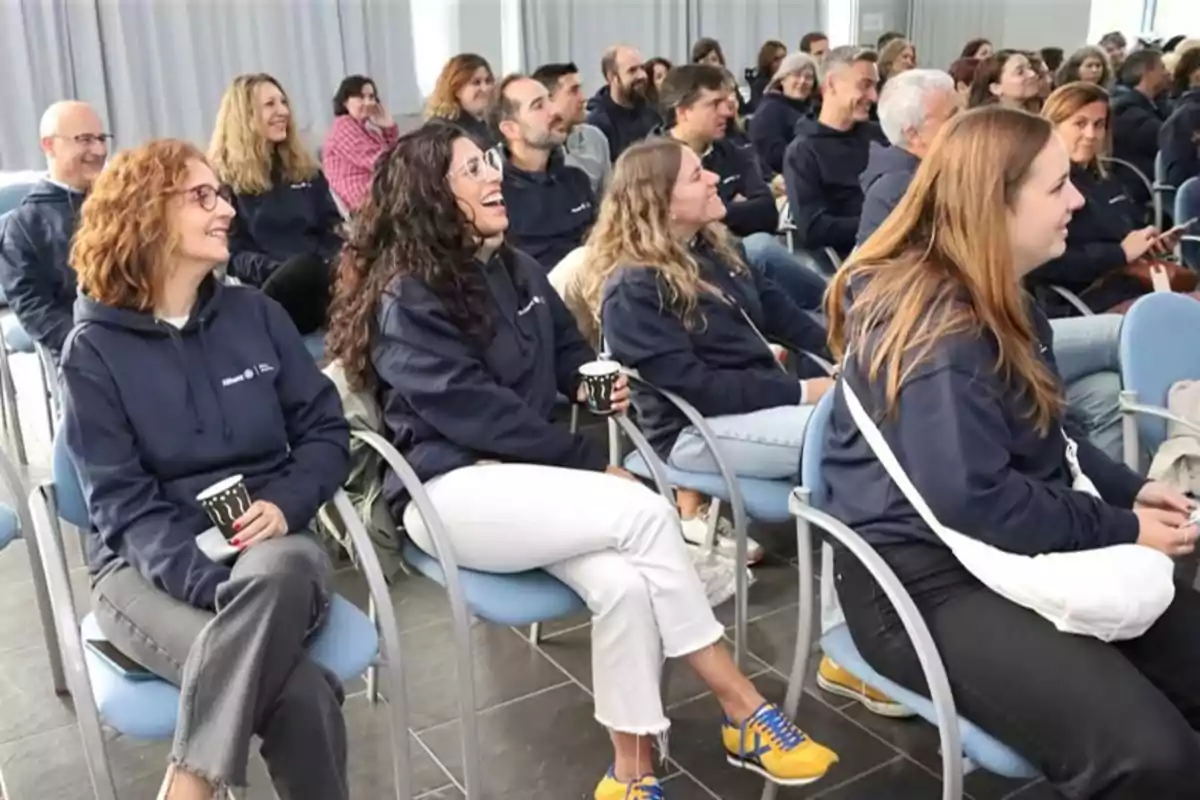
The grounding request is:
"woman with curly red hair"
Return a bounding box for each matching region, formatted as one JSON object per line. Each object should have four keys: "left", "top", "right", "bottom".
{"left": 64, "top": 138, "right": 350, "bottom": 799}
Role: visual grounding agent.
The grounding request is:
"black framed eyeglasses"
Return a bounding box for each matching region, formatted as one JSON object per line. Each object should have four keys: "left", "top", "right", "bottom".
{"left": 57, "top": 133, "right": 114, "bottom": 147}
{"left": 179, "top": 184, "right": 234, "bottom": 211}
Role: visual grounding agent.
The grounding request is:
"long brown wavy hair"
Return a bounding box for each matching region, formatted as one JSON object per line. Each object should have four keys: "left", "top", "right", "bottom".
{"left": 1041, "top": 81, "right": 1112, "bottom": 176}
{"left": 827, "top": 106, "right": 1064, "bottom": 434}
{"left": 424, "top": 54, "right": 493, "bottom": 120}
{"left": 579, "top": 138, "right": 746, "bottom": 335}
{"left": 208, "top": 73, "right": 318, "bottom": 195}
{"left": 327, "top": 122, "right": 500, "bottom": 391}
{"left": 71, "top": 139, "right": 204, "bottom": 311}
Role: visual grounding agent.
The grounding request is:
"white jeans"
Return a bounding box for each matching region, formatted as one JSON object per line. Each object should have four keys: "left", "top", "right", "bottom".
{"left": 402, "top": 463, "right": 725, "bottom": 734}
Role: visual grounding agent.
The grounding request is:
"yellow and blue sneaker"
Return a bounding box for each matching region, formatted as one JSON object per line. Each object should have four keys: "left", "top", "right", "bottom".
{"left": 817, "top": 656, "right": 915, "bottom": 718}
{"left": 722, "top": 703, "right": 839, "bottom": 786}
{"left": 594, "top": 767, "right": 664, "bottom": 799}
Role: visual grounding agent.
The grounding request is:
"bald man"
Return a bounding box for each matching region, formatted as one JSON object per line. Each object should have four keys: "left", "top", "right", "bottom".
{"left": 585, "top": 45, "right": 661, "bottom": 160}
{"left": 0, "top": 101, "right": 109, "bottom": 356}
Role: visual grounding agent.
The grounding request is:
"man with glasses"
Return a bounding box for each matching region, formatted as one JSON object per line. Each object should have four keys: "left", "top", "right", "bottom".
{"left": 0, "top": 100, "right": 110, "bottom": 357}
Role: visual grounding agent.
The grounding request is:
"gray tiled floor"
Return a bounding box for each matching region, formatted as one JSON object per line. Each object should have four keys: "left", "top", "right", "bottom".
{"left": 0, "top": 347, "right": 1054, "bottom": 799}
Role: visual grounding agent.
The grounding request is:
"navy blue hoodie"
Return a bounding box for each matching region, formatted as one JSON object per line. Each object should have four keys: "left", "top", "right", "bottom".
{"left": 60, "top": 280, "right": 349, "bottom": 610}
{"left": 822, "top": 304, "right": 1145, "bottom": 555}
{"left": 856, "top": 142, "right": 920, "bottom": 245}
{"left": 602, "top": 239, "right": 829, "bottom": 457}
{"left": 783, "top": 121, "right": 887, "bottom": 256}
{"left": 227, "top": 166, "right": 344, "bottom": 287}
{"left": 373, "top": 246, "right": 606, "bottom": 513}
{"left": 749, "top": 93, "right": 815, "bottom": 176}
{"left": 699, "top": 136, "right": 777, "bottom": 238}
{"left": 586, "top": 87, "right": 662, "bottom": 162}
{"left": 1159, "top": 89, "right": 1200, "bottom": 189}
{"left": 0, "top": 180, "right": 82, "bottom": 355}
{"left": 501, "top": 148, "right": 596, "bottom": 270}
{"left": 1111, "top": 86, "right": 1167, "bottom": 206}
{"left": 1028, "top": 164, "right": 1143, "bottom": 316}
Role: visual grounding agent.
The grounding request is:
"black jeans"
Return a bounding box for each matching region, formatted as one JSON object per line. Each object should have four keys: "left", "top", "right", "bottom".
{"left": 836, "top": 541, "right": 1200, "bottom": 799}
{"left": 262, "top": 253, "right": 332, "bottom": 335}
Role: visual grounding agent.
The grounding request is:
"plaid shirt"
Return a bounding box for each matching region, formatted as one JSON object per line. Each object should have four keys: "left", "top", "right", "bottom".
{"left": 321, "top": 115, "right": 399, "bottom": 212}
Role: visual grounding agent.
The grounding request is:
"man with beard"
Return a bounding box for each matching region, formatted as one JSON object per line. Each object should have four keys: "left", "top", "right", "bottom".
{"left": 494, "top": 75, "right": 597, "bottom": 271}
{"left": 0, "top": 100, "right": 108, "bottom": 358}
{"left": 532, "top": 62, "right": 611, "bottom": 194}
{"left": 586, "top": 45, "right": 662, "bottom": 161}
{"left": 783, "top": 46, "right": 886, "bottom": 258}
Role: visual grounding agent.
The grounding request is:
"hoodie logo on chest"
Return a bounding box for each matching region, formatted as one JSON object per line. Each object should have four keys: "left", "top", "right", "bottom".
{"left": 571, "top": 201, "right": 592, "bottom": 214}
{"left": 721, "top": 175, "right": 740, "bottom": 185}
{"left": 220, "top": 363, "right": 276, "bottom": 387}
{"left": 517, "top": 296, "right": 545, "bottom": 316}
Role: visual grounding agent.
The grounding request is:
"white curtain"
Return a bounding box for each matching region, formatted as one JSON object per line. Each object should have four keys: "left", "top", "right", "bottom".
{"left": 690, "top": 0, "right": 823, "bottom": 77}
{"left": 521, "top": 0, "right": 692, "bottom": 91}
{"left": 1, "top": 0, "right": 421, "bottom": 171}
{"left": 909, "top": 0, "right": 1006, "bottom": 71}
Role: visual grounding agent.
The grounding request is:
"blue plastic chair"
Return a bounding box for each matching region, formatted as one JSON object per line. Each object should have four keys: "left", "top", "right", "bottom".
{"left": 765, "top": 392, "right": 1038, "bottom": 800}
{"left": 1118, "top": 292, "right": 1200, "bottom": 472}
{"left": 0, "top": 315, "right": 60, "bottom": 466}
{"left": 27, "top": 431, "right": 413, "bottom": 800}
{"left": 351, "top": 409, "right": 675, "bottom": 800}
{"left": 1176, "top": 177, "right": 1200, "bottom": 269}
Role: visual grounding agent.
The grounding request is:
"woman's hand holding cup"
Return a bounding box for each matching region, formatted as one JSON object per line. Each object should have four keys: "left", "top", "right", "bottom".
{"left": 230, "top": 501, "right": 289, "bottom": 548}
{"left": 577, "top": 360, "right": 627, "bottom": 414}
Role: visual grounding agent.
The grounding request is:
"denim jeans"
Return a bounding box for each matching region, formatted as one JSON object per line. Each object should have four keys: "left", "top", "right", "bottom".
{"left": 741, "top": 232, "right": 827, "bottom": 311}
{"left": 1051, "top": 314, "right": 1123, "bottom": 463}
{"left": 668, "top": 403, "right": 815, "bottom": 481}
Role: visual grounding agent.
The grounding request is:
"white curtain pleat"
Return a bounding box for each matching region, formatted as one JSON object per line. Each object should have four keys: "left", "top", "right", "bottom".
{"left": 1, "top": 0, "right": 421, "bottom": 171}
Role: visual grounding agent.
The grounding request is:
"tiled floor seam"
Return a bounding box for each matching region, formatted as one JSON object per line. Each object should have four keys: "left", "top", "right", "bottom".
{"left": 410, "top": 732, "right": 463, "bottom": 795}
{"left": 410, "top": 678, "right": 576, "bottom": 736}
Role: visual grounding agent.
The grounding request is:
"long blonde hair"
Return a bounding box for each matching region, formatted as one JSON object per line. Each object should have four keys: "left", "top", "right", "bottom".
{"left": 827, "top": 106, "right": 1064, "bottom": 434}
{"left": 580, "top": 139, "right": 747, "bottom": 335}
{"left": 208, "top": 73, "right": 318, "bottom": 195}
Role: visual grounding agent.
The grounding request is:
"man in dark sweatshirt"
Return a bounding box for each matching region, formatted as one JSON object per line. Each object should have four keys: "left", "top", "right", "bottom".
{"left": 857, "top": 69, "right": 960, "bottom": 244}
{"left": 1111, "top": 49, "right": 1172, "bottom": 206}
{"left": 585, "top": 45, "right": 662, "bottom": 161}
{"left": 1159, "top": 56, "right": 1200, "bottom": 189}
{"left": 662, "top": 64, "right": 826, "bottom": 311}
{"left": 494, "top": 74, "right": 596, "bottom": 271}
{"left": 784, "top": 46, "right": 886, "bottom": 258}
{"left": 0, "top": 101, "right": 109, "bottom": 357}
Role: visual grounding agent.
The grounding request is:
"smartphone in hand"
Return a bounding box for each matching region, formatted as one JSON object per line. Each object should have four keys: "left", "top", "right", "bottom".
{"left": 1157, "top": 217, "right": 1198, "bottom": 244}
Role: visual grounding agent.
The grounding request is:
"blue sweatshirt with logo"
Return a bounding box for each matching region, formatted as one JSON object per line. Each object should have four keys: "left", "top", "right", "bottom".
{"left": 822, "top": 304, "right": 1145, "bottom": 554}
{"left": 60, "top": 279, "right": 349, "bottom": 610}
{"left": 502, "top": 148, "right": 596, "bottom": 270}
{"left": 602, "top": 239, "right": 830, "bottom": 457}
{"left": 227, "top": 167, "right": 344, "bottom": 287}
{"left": 373, "top": 246, "right": 606, "bottom": 513}
{"left": 0, "top": 180, "right": 82, "bottom": 355}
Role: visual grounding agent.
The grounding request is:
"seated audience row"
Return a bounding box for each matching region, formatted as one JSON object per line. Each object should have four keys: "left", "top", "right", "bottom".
{"left": 323, "top": 122, "right": 841, "bottom": 798}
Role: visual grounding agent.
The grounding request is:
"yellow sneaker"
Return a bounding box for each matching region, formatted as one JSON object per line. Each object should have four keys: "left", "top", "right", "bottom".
{"left": 722, "top": 703, "right": 839, "bottom": 786}
{"left": 817, "top": 656, "right": 915, "bottom": 718}
{"left": 594, "top": 767, "right": 664, "bottom": 799}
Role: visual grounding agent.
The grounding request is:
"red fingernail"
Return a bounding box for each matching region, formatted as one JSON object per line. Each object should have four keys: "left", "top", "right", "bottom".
{"left": 232, "top": 521, "right": 242, "bottom": 532}
{"left": 230, "top": 538, "right": 240, "bottom": 547}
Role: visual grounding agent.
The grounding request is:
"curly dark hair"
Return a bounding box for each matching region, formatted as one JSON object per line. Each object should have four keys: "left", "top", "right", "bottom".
{"left": 327, "top": 121, "right": 498, "bottom": 391}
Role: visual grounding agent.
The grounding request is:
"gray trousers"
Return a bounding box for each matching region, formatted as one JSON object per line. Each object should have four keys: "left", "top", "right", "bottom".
{"left": 91, "top": 533, "right": 348, "bottom": 798}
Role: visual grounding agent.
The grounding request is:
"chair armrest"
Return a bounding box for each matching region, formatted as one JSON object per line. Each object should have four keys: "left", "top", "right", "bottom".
{"left": 822, "top": 247, "right": 843, "bottom": 271}
{"left": 348, "top": 429, "right": 482, "bottom": 794}
{"left": 610, "top": 413, "right": 673, "bottom": 500}
{"left": 1118, "top": 397, "right": 1200, "bottom": 438}
{"left": 788, "top": 491, "right": 963, "bottom": 800}
{"left": 1101, "top": 156, "right": 1153, "bottom": 197}
{"left": 621, "top": 368, "right": 753, "bottom": 666}
{"left": 1047, "top": 285, "right": 1095, "bottom": 316}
